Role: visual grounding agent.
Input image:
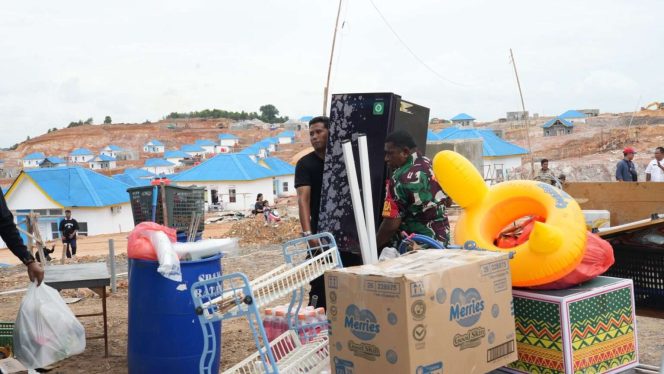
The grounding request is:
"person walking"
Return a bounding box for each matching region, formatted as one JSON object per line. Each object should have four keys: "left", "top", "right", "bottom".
{"left": 59, "top": 210, "right": 80, "bottom": 258}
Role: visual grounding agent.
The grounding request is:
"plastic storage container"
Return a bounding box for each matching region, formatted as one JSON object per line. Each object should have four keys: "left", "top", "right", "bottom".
{"left": 127, "top": 254, "right": 222, "bottom": 373}
{"left": 127, "top": 185, "right": 206, "bottom": 233}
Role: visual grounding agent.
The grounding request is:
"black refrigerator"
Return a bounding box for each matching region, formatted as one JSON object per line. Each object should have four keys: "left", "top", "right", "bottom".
{"left": 317, "top": 92, "right": 430, "bottom": 256}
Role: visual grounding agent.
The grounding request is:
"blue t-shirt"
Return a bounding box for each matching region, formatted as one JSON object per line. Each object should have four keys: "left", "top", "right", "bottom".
{"left": 616, "top": 159, "right": 637, "bottom": 181}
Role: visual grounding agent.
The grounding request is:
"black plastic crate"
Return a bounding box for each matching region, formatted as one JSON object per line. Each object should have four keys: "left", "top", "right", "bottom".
{"left": 0, "top": 321, "right": 14, "bottom": 358}
{"left": 604, "top": 244, "right": 664, "bottom": 309}
{"left": 127, "top": 185, "right": 205, "bottom": 233}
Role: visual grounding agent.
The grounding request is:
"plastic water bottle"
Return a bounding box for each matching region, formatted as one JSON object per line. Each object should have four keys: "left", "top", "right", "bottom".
{"left": 297, "top": 311, "right": 308, "bottom": 343}
{"left": 306, "top": 311, "right": 317, "bottom": 340}
{"left": 263, "top": 308, "right": 274, "bottom": 341}
{"left": 315, "top": 307, "right": 327, "bottom": 335}
{"left": 274, "top": 309, "right": 287, "bottom": 339}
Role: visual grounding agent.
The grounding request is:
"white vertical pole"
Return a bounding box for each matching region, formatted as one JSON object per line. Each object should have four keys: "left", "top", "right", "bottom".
{"left": 109, "top": 239, "right": 117, "bottom": 293}
{"left": 342, "top": 141, "right": 372, "bottom": 265}
{"left": 357, "top": 135, "right": 378, "bottom": 264}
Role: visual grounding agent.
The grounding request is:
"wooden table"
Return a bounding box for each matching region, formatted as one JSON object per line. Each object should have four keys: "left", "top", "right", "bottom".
{"left": 44, "top": 263, "right": 110, "bottom": 357}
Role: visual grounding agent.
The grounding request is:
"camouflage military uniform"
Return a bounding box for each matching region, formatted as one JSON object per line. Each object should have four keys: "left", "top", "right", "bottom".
{"left": 382, "top": 152, "right": 450, "bottom": 246}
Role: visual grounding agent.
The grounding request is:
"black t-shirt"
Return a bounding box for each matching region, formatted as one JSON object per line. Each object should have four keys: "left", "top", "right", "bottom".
{"left": 59, "top": 218, "right": 79, "bottom": 238}
{"left": 295, "top": 151, "right": 325, "bottom": 233}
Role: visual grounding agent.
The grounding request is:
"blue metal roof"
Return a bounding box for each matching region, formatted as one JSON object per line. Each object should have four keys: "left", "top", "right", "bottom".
{"left": 254, "top": 140, "right": 273, "bottom": 149}
{"left": 44, "top": 156, "right": 67, "bottom": 164}
{"left": 172, "top": 154, "right": 275, "bottom": 182}
{"left": 299, "top": 116, "right": 313, "bottom": 122}
{"left": 15, "top": 166, "right": 129, "bottom": 207}
{"left": 145, "top": 158, "right": 175, "bottom": 167}
{"left": 106, "top": 144, "right": 123, "bottom": 151}
{"left": 147, "top": 139, "right": 164, "bottom": 146}
{"left": 239, "top": 145, "right": 262, "bottom": 155}
{"left": 195, "top": 139, "right": 217, "bottom": 147}
{"left": 24, "top": 152, "right": 46, "bottom": 160}
{"left": 164, "top": 150, "right": 191, "bottom": 158}
{"left": 124, "top": 168, "right": 156, "bottom": 178}
{"left": 181, "top": 144, "right": 205, "bottom": 152}
{"left": 218, "top": 133, "right": 238, "bottom": 139}
{"left": 70, "top": 148, "right": 94, "bottom": 156}
{"left": 112, "top": 173, "right": 151, "bottom": 187}
{"left": 277, "top": 131, "right": 296, "bottom": 138}
{"left": 558, "top": 110, "right": 586, "bottom": 119}
{"left": 427, "top": 130, "right": 440, "bottom": 141}
{"left": 436, "top": 128, "right": 527, "bottom": 157}
{"left": 542, "top": 118, "right": 574, "bottom": 128}
{"left": 451, "top": 113, "right": 475, "bottom": 121}
{"left": 260, "top": 157, "right": 295, "bottom": 176}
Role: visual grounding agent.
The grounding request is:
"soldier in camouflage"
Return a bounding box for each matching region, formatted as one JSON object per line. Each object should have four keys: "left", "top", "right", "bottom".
{"left": 376, "top": 130, "right": 450, "bottom": 249}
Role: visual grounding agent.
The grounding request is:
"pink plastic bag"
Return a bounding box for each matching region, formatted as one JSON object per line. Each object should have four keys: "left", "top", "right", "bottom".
{"left": 127, "top": 222, "right": 176, "bottom": 260}
{"left": 530, "top": 233, "right": 615, "bottom": 290}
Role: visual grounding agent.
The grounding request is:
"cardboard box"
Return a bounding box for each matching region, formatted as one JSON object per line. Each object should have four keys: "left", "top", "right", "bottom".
{"left": 505, "top": 276, "right": 638, "bottom": 374}
{"left": 325, "top": 250, "right": 517, "bottom": 373}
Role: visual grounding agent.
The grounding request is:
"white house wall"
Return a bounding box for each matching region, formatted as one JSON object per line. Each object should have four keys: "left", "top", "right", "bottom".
{"left": 143, "top": 166, "right": 174, "bottom": 175}
{"left": 175, "top": 178, "right": 274, "bottom": 211}
{"left": 70, "top": 155, "right": 94, "bottom": 163}
{"left": 278, "top": 137, "right": 293, "bottom": 144}
{"left": 219, "top": 139, "right": 238, "bottom": 147}
{"left": 101, "top": 150, "right": 117, "bottom": 158}
{"left": 22, "top": 160, "right": 42, "bottom": 168}
{"left": 71, "top": 204, "right": 134, "bottom": 236}
{"left": 483, "top": 156, "right": 523, "bottom": 183}
{"left": 276, "top": 175, "right": 296, "bottom": 197}
{"left": 7, "top": 178, "right": 62, "bottom": 210}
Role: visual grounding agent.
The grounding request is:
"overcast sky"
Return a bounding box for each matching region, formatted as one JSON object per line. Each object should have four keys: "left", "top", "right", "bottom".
{"left": 1, "top": 0, "right": 662, "bottom": 147}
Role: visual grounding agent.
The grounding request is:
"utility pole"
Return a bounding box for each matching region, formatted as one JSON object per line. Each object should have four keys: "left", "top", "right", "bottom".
{"left": 509, "top": 48, "right": 534, "bottom": 176}
{"left": 323, "top": 0, "right": 343, "bottom": 116}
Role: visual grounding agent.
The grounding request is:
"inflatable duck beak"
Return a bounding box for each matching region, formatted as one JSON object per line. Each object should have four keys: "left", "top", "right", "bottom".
{"left": 528, "top": 221, "right": 563, "bottom": 254}
{"left": 432, "top": 150, "right": 488, "bottom": 209}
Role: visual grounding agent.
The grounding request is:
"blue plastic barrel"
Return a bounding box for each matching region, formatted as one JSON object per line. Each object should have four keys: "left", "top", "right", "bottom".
{"left": 127, "top": 254, "right": 222, "bottom": 373}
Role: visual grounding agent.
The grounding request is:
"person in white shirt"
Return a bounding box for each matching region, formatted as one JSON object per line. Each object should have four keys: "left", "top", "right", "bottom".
{"left": 645, "top": 146, "right": 664, "bottom": 182}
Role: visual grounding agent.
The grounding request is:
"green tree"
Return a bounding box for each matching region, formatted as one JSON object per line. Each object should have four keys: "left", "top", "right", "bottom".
{"left": 104, "top": 116, "right": 112, "bottom": 124}
{"left": 259, "top": 104, "right": 279, "bottom": 123}
{"left": 84, "top": 117, "right": 93, "bottom": 125}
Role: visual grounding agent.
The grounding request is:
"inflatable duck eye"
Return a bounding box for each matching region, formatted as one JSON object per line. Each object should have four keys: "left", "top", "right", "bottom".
{"left": 432, "top": 151, "right": 586, "bottom": 287}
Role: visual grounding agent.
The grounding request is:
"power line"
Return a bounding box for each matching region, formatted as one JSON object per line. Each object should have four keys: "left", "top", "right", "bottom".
{"left": 367, "top": 0, "right": 469, "bottom": 87}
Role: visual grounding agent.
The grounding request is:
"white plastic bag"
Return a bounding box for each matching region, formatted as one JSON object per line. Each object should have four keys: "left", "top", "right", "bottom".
{"left": 13, "top": 282, "right": 86, "bottom": 369}
{"left": 147, "top": 230, "right": 182, "bottom": 282}
{"left": 378, "top": 247, "right": 400, "bottom": 262}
